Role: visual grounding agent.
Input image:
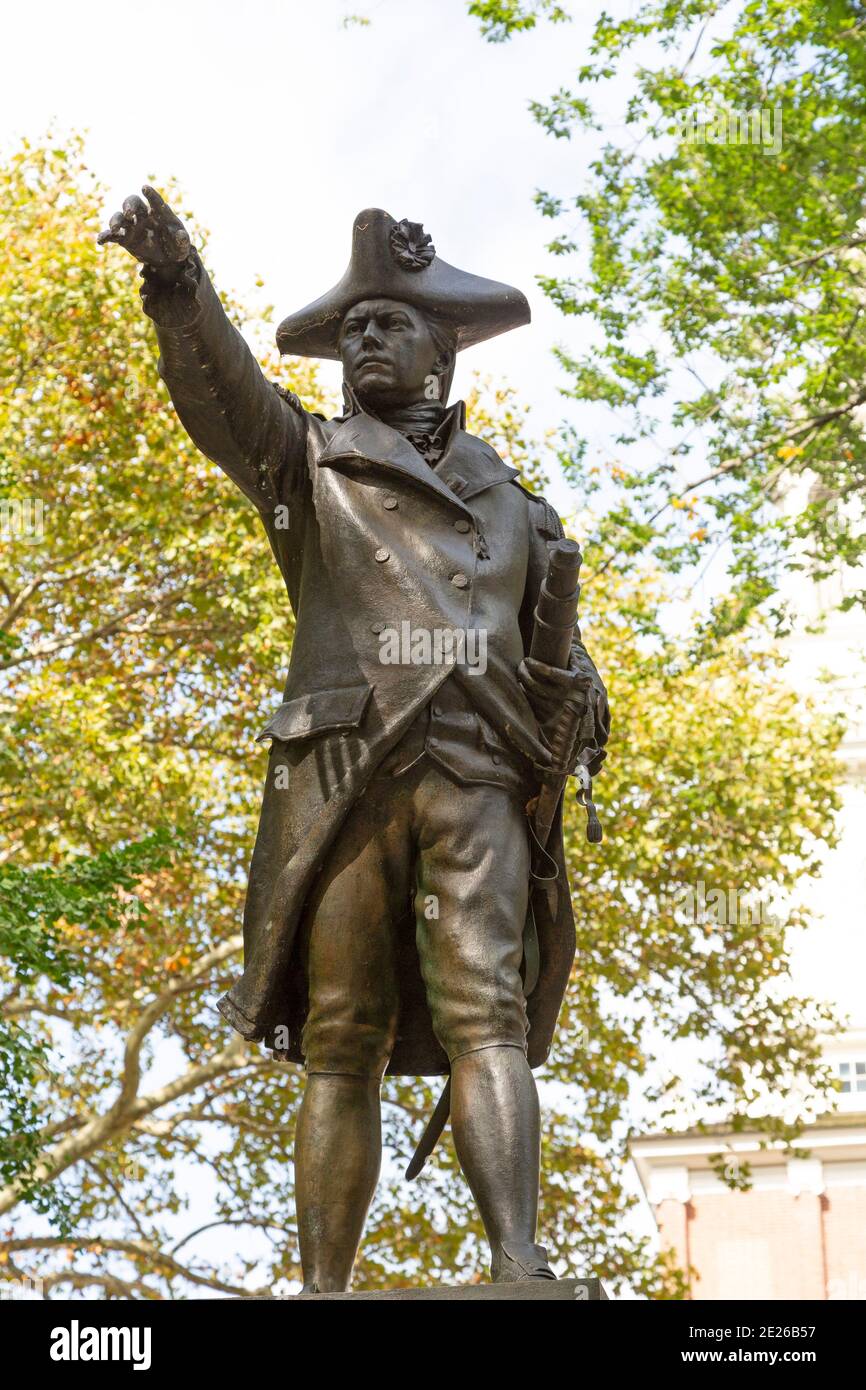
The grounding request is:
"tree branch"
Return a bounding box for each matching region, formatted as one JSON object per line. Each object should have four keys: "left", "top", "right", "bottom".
{"left": 0, "top": 936, "right": 244, "bottom": 1216}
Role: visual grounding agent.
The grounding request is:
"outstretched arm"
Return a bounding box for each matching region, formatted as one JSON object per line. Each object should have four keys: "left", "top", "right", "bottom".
{"left": 99, "top": 187, "right": 305, "bottom": 511}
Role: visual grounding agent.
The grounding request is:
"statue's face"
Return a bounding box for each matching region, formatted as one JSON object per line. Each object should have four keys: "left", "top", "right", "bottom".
{"left": 339, "top": 298, "right": 445, "bottom": 408}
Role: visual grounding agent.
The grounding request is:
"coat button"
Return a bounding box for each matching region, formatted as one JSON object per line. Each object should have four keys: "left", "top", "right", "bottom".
{"left": 454, "top": 519, "right": 471, "bottom": 533}
{"left": 492, "top": 753, "right": 501, "bottom": 765}
{"left": 375, "top": 548, "right": 390, "bottom": 562}
{"left": 451, "top": 572, "right": 470, "bottom": 588}
{"left": 371, "top": 622, "right": 385, "bottom": 634}
{"left": 383, "top": 496, "right": 398, "bottom": 510}
{"left": 432, "top": 706, "right": 442, "bottom": 717}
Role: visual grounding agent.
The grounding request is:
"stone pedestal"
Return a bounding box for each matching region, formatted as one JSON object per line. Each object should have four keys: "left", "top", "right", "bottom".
{"left": 287, "top": 1277, "right": 608, "bottom": 1301}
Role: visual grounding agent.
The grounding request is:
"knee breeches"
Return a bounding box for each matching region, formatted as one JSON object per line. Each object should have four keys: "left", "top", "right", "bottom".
{"left": 299, "top": 757, "right": 531, "bottom": 1078}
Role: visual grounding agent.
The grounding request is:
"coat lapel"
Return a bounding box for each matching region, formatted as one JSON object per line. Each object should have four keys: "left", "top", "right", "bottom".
{"left": 318, "top": 410, "right": 472, "bottom": 515}
{"left": 318, "top": 393, "right": 519, "bottom": 510}
{"left": 433, "top": 424, "right": 520, "bottom": 501}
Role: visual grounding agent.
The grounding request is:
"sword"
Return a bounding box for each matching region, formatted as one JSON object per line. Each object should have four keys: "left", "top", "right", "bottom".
{"left": 405, "top": 1078, "right": 451, "bottom": 1181}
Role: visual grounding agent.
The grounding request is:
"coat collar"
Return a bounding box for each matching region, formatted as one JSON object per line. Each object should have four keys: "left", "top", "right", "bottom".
{"left": 319, "top": 387, "right": 518, "bottom": 509}
{"left": 435, "top": 427, "right": 520, "bottom": 502}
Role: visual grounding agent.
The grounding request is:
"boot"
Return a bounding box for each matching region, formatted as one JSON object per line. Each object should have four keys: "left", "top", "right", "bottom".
{"left": 491, "top": 1239, "right": 557, "bottom": 1283}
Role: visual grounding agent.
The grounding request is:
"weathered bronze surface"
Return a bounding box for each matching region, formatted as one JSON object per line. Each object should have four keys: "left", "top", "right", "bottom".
{"left": 100, "top": 191, "right": 610, "bottom": 1293}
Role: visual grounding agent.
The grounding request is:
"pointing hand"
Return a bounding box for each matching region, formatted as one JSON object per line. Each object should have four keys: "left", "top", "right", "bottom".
{"left": 98, "top": 185, "right": 191, "bottom": 271}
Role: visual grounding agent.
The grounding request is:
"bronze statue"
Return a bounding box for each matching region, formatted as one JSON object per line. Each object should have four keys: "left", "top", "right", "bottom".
{"left": 99, "top": 189, "right": 610, "bottom": 1292}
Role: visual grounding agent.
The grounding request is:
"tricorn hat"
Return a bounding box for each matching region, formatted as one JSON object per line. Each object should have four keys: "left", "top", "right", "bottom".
{"left": 276, "top": 207, "right": 531, "bottom": 359}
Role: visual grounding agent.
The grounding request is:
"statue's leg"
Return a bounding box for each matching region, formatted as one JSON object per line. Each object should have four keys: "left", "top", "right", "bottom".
{"left": 448, "top": 1044, "right": 542, "bottom": 1267}
{"left": 295, "top": 1073, "right": 383, "bottom": 1293}
{"left": 414, "top": 771, "right": 553, "bottom": 1278}
{"left": 295, "top": 773, "right": 411, "bottom": 1293}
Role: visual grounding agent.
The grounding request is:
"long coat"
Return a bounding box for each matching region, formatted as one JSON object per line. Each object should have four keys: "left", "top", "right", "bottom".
{"left": 150, "top": 267, "right": 609, "bottom": 1075}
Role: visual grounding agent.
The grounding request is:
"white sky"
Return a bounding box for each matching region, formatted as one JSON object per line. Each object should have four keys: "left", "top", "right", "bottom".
{"left": 0, "top": 0, "right": 619, "bottom": 513}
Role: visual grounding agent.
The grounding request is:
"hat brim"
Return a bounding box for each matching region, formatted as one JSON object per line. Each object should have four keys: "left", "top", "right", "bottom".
{"left": 276, "top": 208, "right": 531, "bottom": 359}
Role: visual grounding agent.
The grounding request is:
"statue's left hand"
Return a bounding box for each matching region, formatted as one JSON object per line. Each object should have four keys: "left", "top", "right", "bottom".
{"left": 518, "top": 652, "right": 597, "bottom": 726}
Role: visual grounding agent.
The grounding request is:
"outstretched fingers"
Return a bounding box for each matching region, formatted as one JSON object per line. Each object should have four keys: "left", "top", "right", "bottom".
{"left": 123, "top": 193, "right": 149, "bottom": 220}
{"left": 143, "top": 185, "right": 190, "bottom": 258}
{"left": 98, "top": 184, "right": 191, "bottom": 264}
{"left": 142, "top": 184, "right": 171, "bottom": 217}
{"left": 97, "top": 209, "right": 129, "bottom": 246}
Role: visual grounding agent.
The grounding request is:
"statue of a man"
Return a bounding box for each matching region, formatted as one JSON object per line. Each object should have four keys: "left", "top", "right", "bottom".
{"left": 100, "top": 188, "right": 609, "bottom": 1292}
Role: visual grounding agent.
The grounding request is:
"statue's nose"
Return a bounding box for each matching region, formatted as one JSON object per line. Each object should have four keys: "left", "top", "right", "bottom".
{"left": 361, "top": 318, "right": 383, "bottom": 347}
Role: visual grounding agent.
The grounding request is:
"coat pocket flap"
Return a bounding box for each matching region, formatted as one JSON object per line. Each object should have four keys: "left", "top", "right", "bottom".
{"left": 257, "top": 684, "right": 373, "bottom": 744}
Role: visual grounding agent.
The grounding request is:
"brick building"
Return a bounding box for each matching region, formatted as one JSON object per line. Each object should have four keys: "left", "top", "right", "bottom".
{"left": 631, "top": 1042, "right": 866, "bottom": 1300}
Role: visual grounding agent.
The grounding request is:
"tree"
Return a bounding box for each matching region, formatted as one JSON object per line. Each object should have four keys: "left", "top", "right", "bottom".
{"left": 470, "top": 0, "right": 866, "bottom": 637}
{"left": 0, "top": 834, "right": 171, "bottom": 1227}
{"left": 0, "top": 137, "right": 843, "bottom": 1299}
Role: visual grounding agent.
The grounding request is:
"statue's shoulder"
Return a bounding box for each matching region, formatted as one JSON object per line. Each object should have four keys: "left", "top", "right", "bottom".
{"left": 508, "top": 479, "right": 564, "bottom": 541}
{"left": 270, "top": 381, "right": 307, "bottom": 415}
{"left": 458, "top": 425, "right": 563, "bottom": 538}
{"left": 270, "top": 381, "right": 330, "bottom": 428}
